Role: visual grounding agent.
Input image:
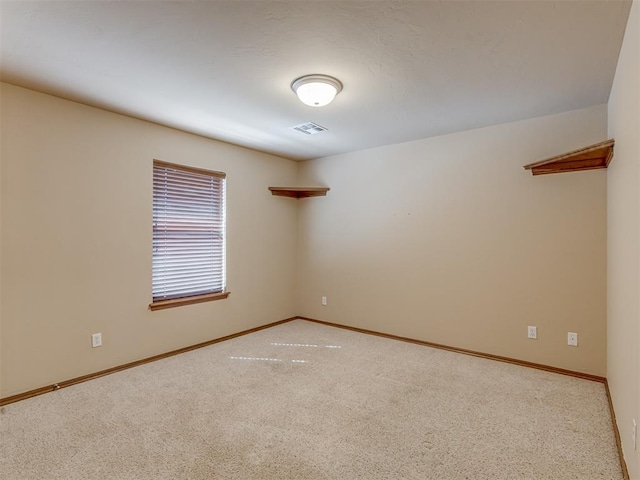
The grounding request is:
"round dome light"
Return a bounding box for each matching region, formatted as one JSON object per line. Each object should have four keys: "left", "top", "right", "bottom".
{"left": 291, "top": 74, "right": 343, "bottom": 107}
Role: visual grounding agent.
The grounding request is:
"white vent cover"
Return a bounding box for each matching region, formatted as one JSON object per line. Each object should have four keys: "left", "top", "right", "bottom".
{"left": 292, "top": 122, "right": 328, "bottom": 135}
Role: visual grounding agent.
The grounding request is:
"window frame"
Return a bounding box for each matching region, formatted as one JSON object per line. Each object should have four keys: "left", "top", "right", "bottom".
{"left": 149, "top": 160, "right": 229, "bottom": 311}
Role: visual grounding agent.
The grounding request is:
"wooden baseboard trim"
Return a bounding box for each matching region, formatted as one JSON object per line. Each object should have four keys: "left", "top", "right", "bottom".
{"left": 605, "top": 379, "right": 630, "bottom": 480}
{"left": 1, "top": 315, "right": 607, "bottom": 403}
{"left": 297, "top": 316, "right": 606, "bottom": 383}
{"left": 0, "top": 314, "right": 627, "bottom": 477}
{"left": 0, "top": 317, "right": 298, "bottom": 407}
{"left": 297, "top": 317, "right": 629, "bottom": 472}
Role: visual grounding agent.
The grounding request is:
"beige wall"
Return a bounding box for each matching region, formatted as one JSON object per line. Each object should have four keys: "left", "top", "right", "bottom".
{"left": 297, "top": 105, "right": 608, "bottom": 376}
{"left": 0, "top": 83, "right": 298, "bottom": 397}
{"left": 0, "top": 43, "right": 628, "bottom": 427}
{"left": 608, "top": 0, "right": 640, "bottom": 477}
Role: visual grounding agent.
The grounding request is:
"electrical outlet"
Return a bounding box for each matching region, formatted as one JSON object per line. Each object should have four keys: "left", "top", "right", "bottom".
{"left": 633, "top": 418, "right": 637, "bottom": 450}
{"left": 91, "top": 333, "right": 102, "bottom": 348}
{"left": 321, "top": 296, "right": 327, "bottom": 306}
{"left": 527, "top": 326, "right": 537, "bottom": 339}
{"left": 567, "top": 332, "right": 578, "bottom": 347}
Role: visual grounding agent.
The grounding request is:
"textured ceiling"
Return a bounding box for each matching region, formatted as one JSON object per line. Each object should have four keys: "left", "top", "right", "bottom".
{"left": 0, "top": 1, "right": 632, "bottom": 160}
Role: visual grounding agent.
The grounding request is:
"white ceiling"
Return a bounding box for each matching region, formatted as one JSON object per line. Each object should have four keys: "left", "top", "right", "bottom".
{"left": 0, "top": 1, "right": 632, "bottom": 161}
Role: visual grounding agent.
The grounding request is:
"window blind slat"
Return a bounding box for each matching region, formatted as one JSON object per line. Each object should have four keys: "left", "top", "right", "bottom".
{"left": 152, "top": 160, "right": 226, "bottom": 302}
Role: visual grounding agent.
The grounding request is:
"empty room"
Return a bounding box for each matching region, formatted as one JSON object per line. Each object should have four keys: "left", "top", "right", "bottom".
{"left": 1, "top": 1, "right": 638, "bottom": 479}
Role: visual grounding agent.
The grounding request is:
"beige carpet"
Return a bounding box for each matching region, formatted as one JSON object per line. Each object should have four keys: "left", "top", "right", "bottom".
{"left": 0, "top": 319, "right": 623, "bottom": 479}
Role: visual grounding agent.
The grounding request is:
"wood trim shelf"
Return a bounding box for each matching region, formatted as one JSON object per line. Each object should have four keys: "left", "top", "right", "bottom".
{"left": 523, "top": 139, "right": 615, "bottom": 176}
{"left": 268, "top": 187, "right": 330, "bottom": 198}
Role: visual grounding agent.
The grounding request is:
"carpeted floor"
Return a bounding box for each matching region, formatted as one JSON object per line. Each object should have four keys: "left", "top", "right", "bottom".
{"left": 0, "top": 319, "right": 624, "bottom": 479}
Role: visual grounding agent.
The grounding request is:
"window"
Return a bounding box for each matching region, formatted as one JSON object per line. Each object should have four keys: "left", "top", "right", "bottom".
{"left": 150, "top": 160, "right": 228, "bottom": 310}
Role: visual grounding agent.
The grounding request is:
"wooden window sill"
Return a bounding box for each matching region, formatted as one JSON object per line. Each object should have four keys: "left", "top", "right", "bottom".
{"left": 149, "top": 292, "right": 230, "bottom": 311}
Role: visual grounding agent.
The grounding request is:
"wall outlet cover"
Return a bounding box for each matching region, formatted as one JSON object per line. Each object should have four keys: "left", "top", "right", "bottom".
{"left": 527, "top": 326, "right": 537, "bottom": 339}
{"left": 567, "top": 332, "right": 578, "bottom": 347}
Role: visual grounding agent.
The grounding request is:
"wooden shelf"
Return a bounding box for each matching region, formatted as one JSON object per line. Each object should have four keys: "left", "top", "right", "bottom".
{"left": 523, "top": 139, "right": 614, "bottom": 176}
{"left": 268, "top": 187, "right": 330, "bottom": 198}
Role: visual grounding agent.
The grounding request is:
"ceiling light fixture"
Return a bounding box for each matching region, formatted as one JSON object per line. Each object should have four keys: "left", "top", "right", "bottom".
{"left": 291, "top": 74, "right": 343, "bottom": 107}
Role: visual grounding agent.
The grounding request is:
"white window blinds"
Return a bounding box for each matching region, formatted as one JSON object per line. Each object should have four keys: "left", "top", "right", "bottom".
{"left": 152, "top": 160, "right": 226, "bottom": 302}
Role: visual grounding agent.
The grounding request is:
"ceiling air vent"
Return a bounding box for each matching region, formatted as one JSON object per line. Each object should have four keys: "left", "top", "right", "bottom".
{"left": 292, "top": 122, "right": 328, "bottom": 135}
